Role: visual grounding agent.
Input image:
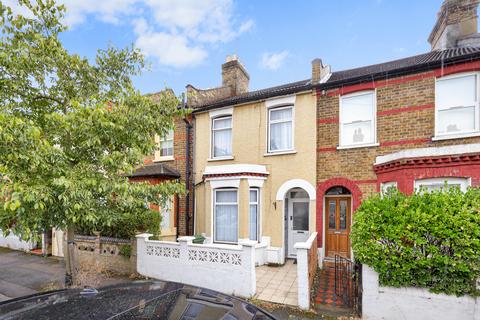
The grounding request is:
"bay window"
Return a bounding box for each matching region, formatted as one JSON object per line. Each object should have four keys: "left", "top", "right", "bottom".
{"left": 212, "top": 116, "right": 232, "bottom": 158}
{"left": 380, "top": 181, "right": 397, "bottom": 196}
{"left": 214, "top": 189, "right": 238, "bottom": 243}
{"left": 268, "top": 106, "right": 293, "bottom": 152}
{"left": 414, "top": 177, "right": 470, "bottom": 193}
{"left": 435, "top": 73, "right": 479, "bottom": 138}
{"left": 160, "top": 196, "right": 173, "bottom": 230}
{"left": 339, "top": 91, "right": 376, "bottom": 147}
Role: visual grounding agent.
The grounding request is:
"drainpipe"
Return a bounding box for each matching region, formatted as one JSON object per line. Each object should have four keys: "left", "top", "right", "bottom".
{"left": 175, "top": 193, "right": 180, "bottom": 240}
{"left": 183, "top": 96, "right": 193, "bottom": 236}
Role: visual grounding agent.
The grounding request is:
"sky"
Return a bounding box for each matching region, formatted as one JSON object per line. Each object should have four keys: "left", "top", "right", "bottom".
{"left": 6, "top": 0, "right": 444, "bottom": 95}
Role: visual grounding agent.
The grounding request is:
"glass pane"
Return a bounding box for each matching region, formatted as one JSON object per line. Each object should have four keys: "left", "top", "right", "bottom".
{"left": 213, "top": 117, "right": 232, "bottom": 129}
{"left": 213, "top": 129, "right": 232, "bottom": 157}
{"left": 270, "top": 121, "right": 292, "bottom": 151}
{"left": 270, "top": 107, "right": 292, "bottom": 121}
{"left": 181, "top": 303, "right": 204, "bottom": 320}
{"left": 340, "top": 200, "right": 347, "bottom": 230}
{"left": 215, "top": 204, "right": 238, "bottom": 242}
{"left": 437, "top": 106, "right": 475, "bottom": 134}
{"left": 341, "top": 120, "right": 372, "bottom": 145}
{"left": 328, "top": 200, "right": 336, "bottom": 229}
{"left": 290, "top": 190, "right": 308, "bottom": 199}
{"left": 250, "top": 190, "right": 257, "bottom": 203}
{"left": 160, "top": 139, "right": 173, "bottom": 156}
{"left": 160, "top": 198, "right": 172, "bottom": 229}
{"left": 216, "top": 190, "right": 237, "bottom": 203}
{"left": 249, "top": 204, "right": 258, "bottom": 241}
{"left": 326, "top": 186, "right": 351, "bottom": 195}
{"left": 292, "top": 202, "right": 308, "bottom": 231}
{"left": 437, "top": 75, "right": 476, "bottom": 110}
{"left": 341, "top": 93, "right": 374, "bottom": 123}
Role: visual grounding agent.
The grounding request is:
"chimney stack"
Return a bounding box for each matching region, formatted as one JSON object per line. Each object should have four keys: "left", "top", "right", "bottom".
{"left": 428, "top": 0, "right": 480, "bottom": 50}
{"left": 222, "top": 55, "right": 250, "bottom": 96}
{"left": 311, "top": 58, "right": 331, "bottom": 84}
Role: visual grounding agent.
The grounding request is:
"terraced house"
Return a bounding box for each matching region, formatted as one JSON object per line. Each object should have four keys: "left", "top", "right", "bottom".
{"left": 187, "top": 55, "right": 322, "bottom": 264}
{"left": 315, "top": 0, "right": 480, "bottom": 266}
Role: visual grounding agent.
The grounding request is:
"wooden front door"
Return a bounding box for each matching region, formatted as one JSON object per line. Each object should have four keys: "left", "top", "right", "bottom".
{"left": 325, "top": 197, "right": 351, "bottom": 258}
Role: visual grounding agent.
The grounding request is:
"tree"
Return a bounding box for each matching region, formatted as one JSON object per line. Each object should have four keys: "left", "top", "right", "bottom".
{"left": 0, "top": 0, "right": 184, "bottom": 285}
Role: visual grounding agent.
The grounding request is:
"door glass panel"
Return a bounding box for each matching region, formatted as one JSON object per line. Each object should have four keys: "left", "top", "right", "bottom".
{"left": 340, "top": 200, "right": 347, "bottom": 230}
{"left": 328, "top": 200, "right": 336, "bottom": 229}
{"left": 292, "top": 202, "right": 308, "bottom": 231}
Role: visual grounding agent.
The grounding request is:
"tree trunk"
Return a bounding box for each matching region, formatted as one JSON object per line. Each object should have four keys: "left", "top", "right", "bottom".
{"left": 64, "top": 225, "right": 77, "bottom": 286}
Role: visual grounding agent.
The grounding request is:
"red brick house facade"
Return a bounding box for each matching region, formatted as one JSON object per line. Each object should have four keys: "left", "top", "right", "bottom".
{"left": 129, "top": 111, "right": 194, "bottom": 239}
{"left": 315, "top": 0, "right": 480, "bottom": 263}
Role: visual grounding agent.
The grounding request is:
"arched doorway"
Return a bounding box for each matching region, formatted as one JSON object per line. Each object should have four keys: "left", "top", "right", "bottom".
{"left": 324, "top": 186, "right": 352, "bottom": 259}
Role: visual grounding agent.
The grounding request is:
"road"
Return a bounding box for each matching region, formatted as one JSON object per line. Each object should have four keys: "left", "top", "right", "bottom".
{"left": 0, "top": 248, "right": 65, "bottom": 301}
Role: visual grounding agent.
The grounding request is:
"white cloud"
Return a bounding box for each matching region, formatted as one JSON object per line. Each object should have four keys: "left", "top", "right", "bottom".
{"left": 261, "top": 51, "right": 290, "bottom": 71}
{"left": 133, "top": 19, "right": 207, "bottom": 68}
{"left": 4, "top": 0, "right": 253, "bottom": 68}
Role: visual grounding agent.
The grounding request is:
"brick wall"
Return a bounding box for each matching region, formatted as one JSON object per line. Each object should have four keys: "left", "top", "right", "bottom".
{"left": 140, "top": 115, "right": 194, "bottom": 236}
{"left": 316, "top": 61, "right": 480, "bottom": 246}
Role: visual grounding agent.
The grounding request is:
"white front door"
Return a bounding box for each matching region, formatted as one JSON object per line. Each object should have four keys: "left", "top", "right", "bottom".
{"left": 287, "top": 190, "right": 310, "bottom": 257}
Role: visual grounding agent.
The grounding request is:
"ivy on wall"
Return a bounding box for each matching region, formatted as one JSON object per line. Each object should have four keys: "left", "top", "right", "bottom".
{"left": 351, "top": 187, "right": 480, "bottom": 296}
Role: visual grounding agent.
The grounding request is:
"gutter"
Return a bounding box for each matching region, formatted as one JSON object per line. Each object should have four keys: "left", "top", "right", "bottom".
{"left": 315, "top": 51, "right": 480, "bottom": 91}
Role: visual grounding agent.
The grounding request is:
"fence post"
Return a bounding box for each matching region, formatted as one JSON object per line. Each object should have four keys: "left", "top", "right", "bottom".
{"left": 178, "top": 236, "right": 195, "bottom": 261}
{"left": 239, "top": 240, "right": 257, "bottom": 297}
{"left": 135, "top": 233, "right": 151, "bottom": 274}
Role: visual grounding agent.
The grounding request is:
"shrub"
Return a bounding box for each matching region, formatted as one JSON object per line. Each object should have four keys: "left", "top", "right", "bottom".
{"left": 119, "top": 244, "right": 131, "bottom": 258}
{"left": 351, "top": 187, "right": 480, "bottom": 296}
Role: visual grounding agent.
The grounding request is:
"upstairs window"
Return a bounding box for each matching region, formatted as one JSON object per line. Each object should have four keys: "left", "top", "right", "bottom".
{"left": 212, "top": 116, "right": 232, "bottom": 158}
{"left": 159, "top": 129, "right": 174, "bottom": 158}
{"left": 268, "top": 106, "right": 293, "bottom": 152}
{"left": 339, "top": 91, "right": 376, "bottom": 147}
{"left": 435, "top": 73, "right": 479, "bottom": 138}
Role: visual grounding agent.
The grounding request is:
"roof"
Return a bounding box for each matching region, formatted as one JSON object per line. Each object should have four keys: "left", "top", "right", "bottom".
{"left": 323, "top": 47, "right": 480, "bottom": 89}
{"left": 190, "top": 47, "right": 480, "bottom": 112}
{"left": 128, "top": 162, "right": 181, "bottom": 178}
{"left": 191, "top": 79, "right": 312, "bottom": 112}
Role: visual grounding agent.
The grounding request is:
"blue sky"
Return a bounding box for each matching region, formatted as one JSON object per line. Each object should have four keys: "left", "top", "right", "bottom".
{"left": 8, "top": 0, "right": 444, "bottom": 95}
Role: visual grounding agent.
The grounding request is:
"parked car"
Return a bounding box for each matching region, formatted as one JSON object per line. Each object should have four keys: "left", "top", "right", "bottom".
{"left": 0, "top": 281, "right": 275, "bottom": 319}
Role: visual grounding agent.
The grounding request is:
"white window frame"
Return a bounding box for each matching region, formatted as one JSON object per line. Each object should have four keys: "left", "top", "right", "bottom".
{"left": 414, "top": 177, "right": 471, "bottom": 193}
{"left": 434, "top": 72, "right": 480, "bottom": 140}
{"left": 160, "top": 196, "right": 174, "bottom": 231}
{"left": 267, "top": 105, "right": 295, "bottom": 153}
{"left": 211, "top": 115, "right": 233, "bottom": 159}
{"left": 380, "top": 181, "right": 397, "bottom": 196}
{"left": 213, "top": 188, "right": 239, "bottom": 244}
{"left": 157, "top": 129, "right": 174, "bottom": 161}
{"left": 338, "top": 90, "right": 377, "bottom": 149}
{"left": 249, "top": 188, "right": 260, "bottom": 242}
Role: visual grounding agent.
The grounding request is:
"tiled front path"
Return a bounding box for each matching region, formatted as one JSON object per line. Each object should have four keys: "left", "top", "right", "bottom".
{"left": 255, "top": 260, "right": 298, "bottom": 306}
{"left": 315, "top": 266, "right": 348, "bottom": 309}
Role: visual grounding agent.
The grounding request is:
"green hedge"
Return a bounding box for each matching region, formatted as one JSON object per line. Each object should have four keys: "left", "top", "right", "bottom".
{"left": 351, "top": 187, "right": 480, "bottom": 296}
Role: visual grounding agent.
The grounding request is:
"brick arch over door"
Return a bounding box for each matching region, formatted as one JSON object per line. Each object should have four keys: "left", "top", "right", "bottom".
{"left": 316, "top": 177, "right": 363, "bottom": 247}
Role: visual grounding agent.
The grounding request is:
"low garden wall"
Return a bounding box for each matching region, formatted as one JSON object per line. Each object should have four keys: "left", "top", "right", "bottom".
{"left": 294, "top": 232, "right": 318, "bottom": 310}
{"left": 363, "top": 265, "right": 480, "bottom": 320}
{"left": 74, "top": 235, "right": 136, "bottom": 276}
{"left": 136, "top": 234, "right": 257, "bottom": 298}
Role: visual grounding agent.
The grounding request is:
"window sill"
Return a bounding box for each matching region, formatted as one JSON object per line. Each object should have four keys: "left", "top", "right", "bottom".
{"left": 207, "top": 156, "right": 234, "bottom": 162}
{"left": 431, "top": 132, "right": 480, "bottom": 141}
{"left": 154, "top": 156, "right": 174, "bottom": 162}
{"left": 337, "top": 142, "right": 379, "bottom": 150}
{"left": 264, "top": 150, "right": 297, "bottom": 157}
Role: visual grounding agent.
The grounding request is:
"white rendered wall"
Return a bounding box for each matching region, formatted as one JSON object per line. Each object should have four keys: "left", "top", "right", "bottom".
{"left": 0, "top": 230, "right": 36, "bottom": 251}
{"left": 136, "top": 234, "right": 257, "bottom": 298}
{"left": 363, "top": 265, "right": 480, "bottom": 320}
{"left": 295, "top": 232, "right": 318, "bottom": 310}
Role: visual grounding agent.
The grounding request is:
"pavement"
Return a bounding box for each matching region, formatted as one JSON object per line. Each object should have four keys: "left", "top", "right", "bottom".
{"left": 0, "top": 247, "right": 65, "bottom": 301}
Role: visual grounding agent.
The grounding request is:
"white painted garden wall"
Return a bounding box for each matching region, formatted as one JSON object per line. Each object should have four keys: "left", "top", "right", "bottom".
{"left": 136, "top": 234, "right": 257, "bottom": 298}
{"left": 363, "top": 265, "right": 480, "bottom": 320}
{"left": 0, "top": 230, "right": 36, "bottom": 251}
{"left": 295, "top": 232, "right": 318, "bottom": 310}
